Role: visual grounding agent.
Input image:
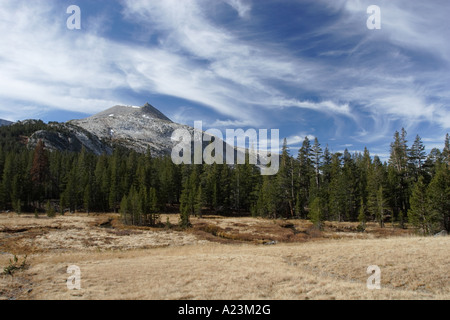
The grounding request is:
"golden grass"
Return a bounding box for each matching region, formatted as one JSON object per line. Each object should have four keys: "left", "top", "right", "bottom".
{"left": 0, "top": 213, "right": 207, "bottom": 255}
{"left": 1, "top": 213, "right": 448, "bottom": 300}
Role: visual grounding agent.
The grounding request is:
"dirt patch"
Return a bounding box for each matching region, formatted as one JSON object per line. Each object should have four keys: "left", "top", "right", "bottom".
{"left": 190, "top": 219, "right": 312, "bottom": 244}
{"left": 0, "top": 214, "right": 419, "bottom": 256}
{"left": 105, "top": 229, "right": 143, "bottom": 236}
{"left": 0, "top": 227, "right": 31, "bottom": 234}
{"left": 186, "top": 217, "right": 416, "bottom": 245}
{"left": 0, "top": 274, "right": 33, "bottom": 300}
{"left": 0, "top": 214, "right": 208, "bottom": 255}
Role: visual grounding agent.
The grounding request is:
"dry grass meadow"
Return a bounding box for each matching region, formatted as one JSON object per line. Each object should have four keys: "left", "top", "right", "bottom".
{"left": 0, "top": 212, "right": 448, "bottom": 300}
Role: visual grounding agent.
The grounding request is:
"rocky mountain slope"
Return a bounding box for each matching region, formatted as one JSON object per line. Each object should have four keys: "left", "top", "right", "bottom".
{"left": 13, "top": 102, "right": 276, "bottom": 173}
{"left": 23, "top": 103, "right": 271, "bottom": 170}
{"left": 27, "top": 122, "right": 112, "bottom": 156}
{"left": 69, "top": 103, "right": 192, "bottom": 156}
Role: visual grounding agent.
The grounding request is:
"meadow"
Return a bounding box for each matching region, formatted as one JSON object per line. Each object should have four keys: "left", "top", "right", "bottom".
{"left": 1, "top": 213, "right": 448, "bottom": 300}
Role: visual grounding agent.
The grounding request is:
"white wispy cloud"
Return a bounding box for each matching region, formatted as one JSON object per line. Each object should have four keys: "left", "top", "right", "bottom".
{"left": 285, "top": 134, "right": 316, "bottom": 147}
{"left": 276, "top": 98, "right": 354, "bottom": 119}
{"left": 310, "top": 0, "right": 450, "bottom": 141}
{"left": 0, "top": 1, "right": 128, "bottom": 118}
{"left": 120, "top": 0, "right": 358, "bottom": 123}
{"left": 223, "top": 0, "right": 252, "bottom": 18}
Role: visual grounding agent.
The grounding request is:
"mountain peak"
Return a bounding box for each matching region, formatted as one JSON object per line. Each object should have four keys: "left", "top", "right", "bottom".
{"left": 70, "top": 102, "right": 179, "bottom": 156}
{"left": 85, "top": 103, "right": 172, "bottom": 123}
{"left": 140, "top": 103, "right": 172, "bottom": 122}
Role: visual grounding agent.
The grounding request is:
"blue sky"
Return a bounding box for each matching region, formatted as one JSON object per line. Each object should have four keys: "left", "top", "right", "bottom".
{"left": 0, "top": 0, "right": 449, "bottom": 160}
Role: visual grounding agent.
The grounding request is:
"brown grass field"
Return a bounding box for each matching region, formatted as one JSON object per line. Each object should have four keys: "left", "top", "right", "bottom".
{"left": 0, "top": 212, "right": 448, "bottom": 300}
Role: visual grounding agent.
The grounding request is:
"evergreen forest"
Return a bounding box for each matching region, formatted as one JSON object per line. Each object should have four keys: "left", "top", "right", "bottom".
{"left": 0, "top": 122, "right": 448, "bottom": 235}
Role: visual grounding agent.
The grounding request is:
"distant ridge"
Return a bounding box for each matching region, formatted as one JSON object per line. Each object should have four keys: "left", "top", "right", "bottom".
{"left": 0, "top": 119, "right": 13, "bottom": 127}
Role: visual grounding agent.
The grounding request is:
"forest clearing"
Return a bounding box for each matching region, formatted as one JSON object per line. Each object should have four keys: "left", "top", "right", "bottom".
{"left": 1, "top": 213, "right": 448, "bottom": 300}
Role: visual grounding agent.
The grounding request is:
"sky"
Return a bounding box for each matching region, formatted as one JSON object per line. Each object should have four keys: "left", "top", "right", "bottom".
{"left": 0, "top": 0, "right": 449, "bottom": 160}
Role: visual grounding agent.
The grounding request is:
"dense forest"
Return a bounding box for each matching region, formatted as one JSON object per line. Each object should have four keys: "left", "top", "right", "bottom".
{"left": 0, "top": 122, "right": 448, "bottom": 235}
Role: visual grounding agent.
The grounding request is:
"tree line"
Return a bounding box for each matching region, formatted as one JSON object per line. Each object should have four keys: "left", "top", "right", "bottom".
{"left": 0, "top": 122, "right": 448, "bottom": 235}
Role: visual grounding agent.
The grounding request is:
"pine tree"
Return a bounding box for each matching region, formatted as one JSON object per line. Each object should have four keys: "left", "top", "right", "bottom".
{"left": 408, "top": 176, "right": 434, "bottom": 234}
{"left": 120, "top": 194, "right": 129, "bottom": 225}
{"left": 294, "top": 192, "right": 304, "bottom": 218}
{"left": 202, "top": 163, "right": 218, "bottom": 210}
{"left": 398, "top": 210, "right": 405, "bottom": 229}
{"left": 46, "top": 200, "right": 56, "bottom": 218}
{"left": 138, "top": 187, "right": 148, "bottom": 226}
{"left": 297, "top": 137, "right": 313, "bottom": 218}
{"left": 408, "top": 134, "right": 426, "bottom": 182}
{"left": 30, "top": 140, "right": 50, "bottom": 206}
{"left": 83, "top": 184, "right": 91, "bottom": 214}
{"left": 60, "top": 192, "right": 67, "bottom": 215}
{"left": 309, "top": 196, "right": 324, "bottom": 230}
{"left": 442, "top": 133, "right": 450, "bottom": 166}
{"left": 109, "top": 150, "right": 120, "bottom": 213}
{"left": 94, "top": 154, "right": 110, "bottom": 212}
{"left": 358, "top": 200, "right": 367, "bottom": 231}
{"left": 375, "top": 186, "right": 388, "bottom": 228}
{"left": 76, "top": 147, "right": 89, "bottom": 207}
{"left": 276, "top": 139, "right": 294, "bottom": 217}
{"left": 389, "top": 129, "right": 408, "bottom": 172}
{"left": 11, "top": 170, "right": 23, "bottom": 213}
{"left": 342, "top": 149, "right": 359, "bottom": 221}
{"left": 194, "top": 185, "right": 203, "bottom": 218}
{"left": 328, "top": 153, "right": 346, "bottom": 221}
{"left": 2, "top": 153, "right": 14, "bottom": 206}
{"left": 320, "top": 146, "right": 333, "bottom": 219}
{"left": 426, "top": 163, "right": 450, "bottom": 232}
{"left": 388, "top": 129, "right": 410, "bottom": 218}
{"left": 65, "top": 168, "right": 78, "bottom": 213}
{"left": 254, "top": 175, "right": 278, "bottom": 218}
{"left": 126, "top": 186, "right": 141, "bottom": 226}
{"left": 366, "top": 156, "right": 386, "bottom": 225}
{"left": 159, "top": 156, "right": 178, "bottom": 206}
{"left": 149, "top": 187, "right": 160, "bottom": 226}
{"left": 13, "top": 198, "right": 21, "bottom": 215}
{"left": 179, "top": 177, "right": 193, "bottom": 228}
{"left": 218, "top": 164, "right": 232, "bottom": 212}
{"left": 30, "top": 140, "right": 49, "bottom": 187}
{"left": 311, "top": 137, "right": 323, "bottom": 190}
{"left": 359, "top": 147, "right": 372, "bottom": 206}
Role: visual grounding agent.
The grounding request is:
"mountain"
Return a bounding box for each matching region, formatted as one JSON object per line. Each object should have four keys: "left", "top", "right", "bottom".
{"left": 0, "top": 119, "right": 13, "bottom": 127}
{"left": 70, "top": 103, "right": 191, "bottom": 156}
{"left": 27, "top": 122, "right": 112, "bottom": 156}
{"left": 22, "top": 103, "right": 272, "bottom": 172}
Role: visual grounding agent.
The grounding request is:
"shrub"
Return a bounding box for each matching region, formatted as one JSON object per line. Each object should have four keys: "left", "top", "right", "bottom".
{"left": 3, "top": 255, "right": 28, "bottom": 276}
{"left": 46, "top": 200, "right": 56, "bottom": 218}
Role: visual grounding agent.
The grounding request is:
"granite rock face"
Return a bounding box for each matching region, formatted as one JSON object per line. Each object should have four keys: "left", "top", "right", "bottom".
{"left": 27, "top": 123, "right": 113, "bottom": 155}
{"left": 70, "top": 103, "right": 192, "bottom": 156}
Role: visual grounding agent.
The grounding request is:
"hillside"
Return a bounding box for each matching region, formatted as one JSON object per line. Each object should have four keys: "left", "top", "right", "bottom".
{"left": 0, "top": 119, "right": 13, "bottom": 127}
